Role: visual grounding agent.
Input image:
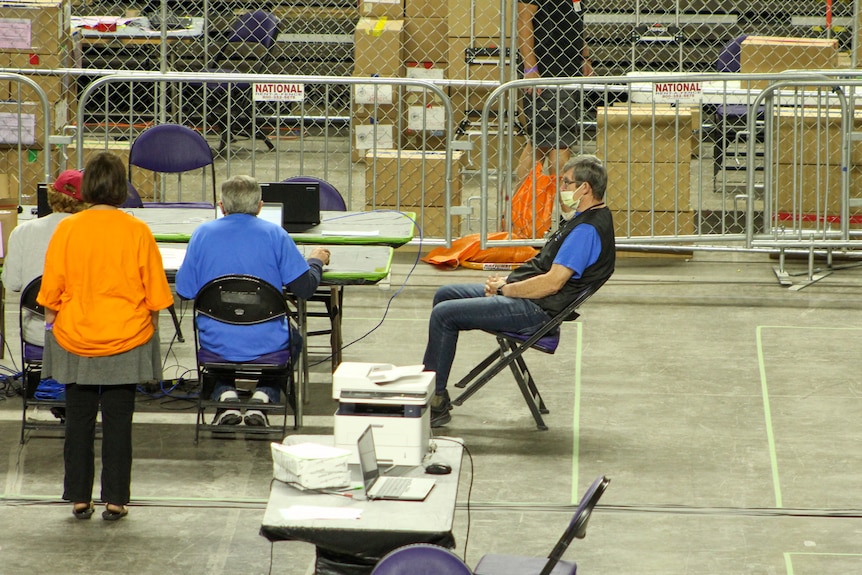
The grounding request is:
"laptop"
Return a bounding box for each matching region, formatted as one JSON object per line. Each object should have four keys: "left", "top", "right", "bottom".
{"left": 260, "top": 181, "right": 321, "bottom": 233}
{"left": 357, "top": 425, "right": 436, "bottom": 501}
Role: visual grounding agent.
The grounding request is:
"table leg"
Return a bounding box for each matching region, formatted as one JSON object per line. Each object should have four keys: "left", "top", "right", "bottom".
{"left": 296, "top": 298, "right": 307, "bottom": 426}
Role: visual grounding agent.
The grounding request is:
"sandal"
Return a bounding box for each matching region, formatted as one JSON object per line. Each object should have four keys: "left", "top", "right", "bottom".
{"left": 72, "top": 502, "right": 94, "bottom": 520}
{"left": 102, "top": 504, "right": 129, "bottom": 521}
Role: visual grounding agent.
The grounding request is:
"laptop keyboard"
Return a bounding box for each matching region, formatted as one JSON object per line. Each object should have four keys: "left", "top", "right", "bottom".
{"left": 375, "top": 477, "right": 411, "bottom": 498}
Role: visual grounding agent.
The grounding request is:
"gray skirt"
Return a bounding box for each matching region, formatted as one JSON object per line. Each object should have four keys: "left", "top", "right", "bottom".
{"left": 43, "top": 330, "right": 162, "bottom": 386}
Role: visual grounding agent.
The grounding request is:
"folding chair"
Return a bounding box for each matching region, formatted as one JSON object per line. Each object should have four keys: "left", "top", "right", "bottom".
{"left": 19, "top": 276, "right": 65, "bottom": 443}
{"left": 283, "top": 175, "right": 346, "bottom": 370}
{"left": 473, "top": 475, "right": 611, "bottom": 575}
{"left": 192, "top": 275, "right": 298, "bottom": 444}
{"left": 451, "top": 281, "right": 606, "bottom": 430}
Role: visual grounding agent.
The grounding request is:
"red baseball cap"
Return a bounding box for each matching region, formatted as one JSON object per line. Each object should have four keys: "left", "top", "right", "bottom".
{"left": 52, "top": 170, "right": 84, "bottom": 201}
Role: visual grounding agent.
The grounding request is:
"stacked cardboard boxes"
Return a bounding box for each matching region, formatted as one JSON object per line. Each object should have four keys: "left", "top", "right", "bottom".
{"left": 740, "top": 36, "right": 838, "bottom": 90}
{"left": 0, "top": 0, "right": 79, "bottom": 203}
{"left": 365, "top": 149, "right": 464, "bottom": 236}
{"left": 597, "top": 106, "right": 693, "bottom": 236}
{"left": 771, "top": 108, "right": 862, "bottom": 222}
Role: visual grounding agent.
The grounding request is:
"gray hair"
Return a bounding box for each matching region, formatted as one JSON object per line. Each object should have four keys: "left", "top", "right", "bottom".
{"left": 220, "top": 175, "right": 261, "bottom": 215}
{"left": 561, "top": 154, "right": 608, "bottom": 201}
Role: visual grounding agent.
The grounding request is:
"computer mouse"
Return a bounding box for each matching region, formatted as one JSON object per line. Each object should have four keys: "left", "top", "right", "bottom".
{"left": 424, "top": 463, "right": 452, "bottom": 475}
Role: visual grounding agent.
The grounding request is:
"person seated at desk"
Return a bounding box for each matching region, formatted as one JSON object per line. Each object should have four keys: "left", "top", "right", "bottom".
{"left": 421, "top": 154, "right": 616, "bottom": 427}
{"left": 3, "top": 170, "right": 88, "bottom": 347}
{"left": 176, "top": 175, "right": 330, "bottom": 427}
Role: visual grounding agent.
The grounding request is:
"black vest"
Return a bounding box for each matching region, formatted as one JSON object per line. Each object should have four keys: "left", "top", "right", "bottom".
{"left": 507, "top": 206, "right": 615, "bottom": 316}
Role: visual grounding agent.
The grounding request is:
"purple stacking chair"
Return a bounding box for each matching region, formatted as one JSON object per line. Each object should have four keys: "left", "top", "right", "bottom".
{"left": 371, "top": 544, "right": 472, "bottom": 575}
{"left": 192, "top": 275, "right": 298, "bottom": 444}
{"left": 128, "top": 123, "right": 217, "bottom": 207}
{"left": 19, "top": 276, "right": 65, "bottom": 442}
{"left": 451, "top": 280, "right": 607, "bottom": 430}
{"left": 474, "top": 476, "right": 611, "bottom": 575}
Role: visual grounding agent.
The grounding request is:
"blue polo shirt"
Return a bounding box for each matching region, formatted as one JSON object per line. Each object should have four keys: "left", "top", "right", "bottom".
{"left": 553, "top": 220, "right": 601, "bottom": 279}
{"left": 176, "top": 214, "right": 308, "bottom": 361}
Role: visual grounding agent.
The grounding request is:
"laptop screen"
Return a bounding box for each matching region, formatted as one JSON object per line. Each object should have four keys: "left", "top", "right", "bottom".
{"left": 357, "top": 426, "right": 380, "bottom": 493}
{"left": 258, "top": 203, "right": 283, "bottom": 227}
{"left": 260, "top": 181, "right": 321, "bottom": 230}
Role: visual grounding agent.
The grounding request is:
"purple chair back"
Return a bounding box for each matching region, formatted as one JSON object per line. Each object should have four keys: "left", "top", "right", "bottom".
{"left": 282, "top": 176, "right": 346, "bottom": 211}
{"left": 371, "top": 544, "right": 472, "bottom": 575}
{"left": 129, "top": 124, "right": 214, "bottom": 173}
{"left": 230, "top": 10, "right": 279, "bottom": 48}
{"left": 716, "top": 34, "right": 748, "bottom": 73}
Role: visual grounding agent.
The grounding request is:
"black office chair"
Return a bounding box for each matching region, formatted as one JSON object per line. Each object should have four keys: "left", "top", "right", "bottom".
{"left": 451, "top": 280, "right": 607, "bottom": 430}
{"left": 473, "top": 475, "right": 611, "bottom": 575}
{"left": 19, "top": 276, "right": 65, "bottom": 443}
{"left": 192, "top": 275, "right": 298, "bottom": 444}
{"left": 371, "top": 544, "right": 472, "bottom": 575}
{"left": 282, "top": 175, "right": 346, "bottom": 370}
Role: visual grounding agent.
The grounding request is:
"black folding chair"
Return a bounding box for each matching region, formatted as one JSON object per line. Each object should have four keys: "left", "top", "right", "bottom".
{"left": 473, "top": 475, "right": 611, "bottom": 575}
{"left": 19, "top": 276, "right": 66, "bottom": 442}
{"left": 192, "top": 275, "right": 298, "bottom": 444}
{"left": 451, "top": 281, "right": 606, "bottom": 430}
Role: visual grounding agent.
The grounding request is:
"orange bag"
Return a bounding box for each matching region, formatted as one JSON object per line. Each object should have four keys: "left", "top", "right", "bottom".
{"left": 421, "top": 232, "right": 537, "bottom": 269}
{"left": 508, "top": 162, "right": 558, "bottom": 239}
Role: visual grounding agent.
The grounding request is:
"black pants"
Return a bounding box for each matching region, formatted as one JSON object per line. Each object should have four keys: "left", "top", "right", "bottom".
{"left": 63, "top": 383, "right": 136, "bottom": 506}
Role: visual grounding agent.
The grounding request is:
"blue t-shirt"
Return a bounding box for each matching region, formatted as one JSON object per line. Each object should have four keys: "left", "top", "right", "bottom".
{"left": 553, "top": 221, "right": 601, "bottom": 280}
{"left": 176, "top": 214, "right": 309, "bottom": 361}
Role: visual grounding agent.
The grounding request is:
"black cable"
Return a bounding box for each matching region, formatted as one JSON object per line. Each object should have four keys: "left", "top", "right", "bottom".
{"left": 309, "top": 210, "right": 423, "bottom": 367}
{"left": 432, "top": 436, "right": 474, "bottom": 564}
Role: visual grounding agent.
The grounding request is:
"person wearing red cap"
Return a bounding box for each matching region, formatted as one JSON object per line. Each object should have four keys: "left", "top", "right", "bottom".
{"left": 2, "top": 169, "right": 87, "bottom": 347}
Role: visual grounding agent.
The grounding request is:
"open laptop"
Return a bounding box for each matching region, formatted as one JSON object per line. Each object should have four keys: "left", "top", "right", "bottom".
{"left": 260, "top": 181, "right": 321, "bottom": 233}
{"left": 357, "top": 425, "right": 435, "bottom": 501}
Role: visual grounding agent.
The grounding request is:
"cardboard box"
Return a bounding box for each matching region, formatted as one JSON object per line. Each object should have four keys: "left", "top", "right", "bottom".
{"left": 771, "top": 107, "right": 862, "bottom": 166}
{"left": 597, "top": 106, "right": 693, "bottom": 164}
{"left": 406, "top": 0, "right": 447, "bottom": 18}
{"left": 4, "top": 34, "right": 82, "bottom": 102}
{"left": 613, "top": 209, "right": 695, "bottom": 238}
{"left": 612, "top": 102, "right": 699, "bottom": 157}
{"left": 68, "top": 140, "right": 157, "bottom": 200}
{"left": 365, "top": 148, "right": 464, "bottom": 207}
{"left": 359, "top": 0, "right": 403, "bottom": 19}
{"left": 447, "top": 36, "right": 513, "bottom": 82}
{"left": 740, "top": 36, "right": 838, "bottom": 90}
{"left": 270, "top": 441, "right": 351, "bottom": 490}
{"left": 605, "top": 162, "right": 690, "bottom": 212}
{"left": 456, "top": 129, "right": 526, "bottom": 171}
{"left": 0, "top": 208, "right": 18, "bottom": 261}
{"left": 403, "top": 18, "right": 448, "bottom": 63}
{"left": 1, "top": 147, "right": 61, "bottom": 204}
{"left": 351, "top": 102, "right": 402, "bottom": 162}
{"left": 354, "top": 18, "right": 404, "bottom": 77}
{"left": 773, "top": 164, "right": 862, "bottom": 215}
{"left": 447, "top": 0, "right": 510, "bottom": 37}
{"left": 0, "top": 0, "right": 72, "bottom": 55}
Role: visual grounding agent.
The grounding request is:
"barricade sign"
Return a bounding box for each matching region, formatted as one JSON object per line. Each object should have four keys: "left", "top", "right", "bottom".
{"left": 253, "top": 83, "right": 305, "bottom": 102}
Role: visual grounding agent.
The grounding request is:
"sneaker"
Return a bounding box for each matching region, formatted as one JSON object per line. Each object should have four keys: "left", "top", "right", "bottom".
{"left": 430, "top": 390, "right": 452, "bottom": 428}
{"left": 250, "top": 390, "right": 271, "bottom": 404}
{"left": 244, "top": 409, "right": 269, "bottom": 427}
{"left": 213, "top": 408, "right": 242, "bottom": 426}
{"left": 213, "top": 389, "right": 241, "bottom": 425}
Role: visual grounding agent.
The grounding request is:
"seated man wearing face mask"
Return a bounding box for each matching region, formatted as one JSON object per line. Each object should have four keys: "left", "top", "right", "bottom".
{"left": 421, "top": 154, "right": 615, "bottom": 427}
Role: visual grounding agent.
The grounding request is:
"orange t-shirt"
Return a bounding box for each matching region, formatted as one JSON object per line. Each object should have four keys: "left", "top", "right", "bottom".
{"left": 37, "top": 209, "right": 175, "bottom": 357}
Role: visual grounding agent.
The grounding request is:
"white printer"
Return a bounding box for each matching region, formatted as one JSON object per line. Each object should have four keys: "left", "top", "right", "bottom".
{"left": 332, "top": 362, "right": 435, "bottom": 466}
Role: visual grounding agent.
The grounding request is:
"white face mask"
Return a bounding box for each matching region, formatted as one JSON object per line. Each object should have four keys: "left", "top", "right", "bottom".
{"left": 560, "top": 191, "right": 580, "bottom": 211}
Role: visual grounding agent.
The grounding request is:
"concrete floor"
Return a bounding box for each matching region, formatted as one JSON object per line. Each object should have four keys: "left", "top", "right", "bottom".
{"left": 1, "top": 245, "right": 861, "bottom": 574}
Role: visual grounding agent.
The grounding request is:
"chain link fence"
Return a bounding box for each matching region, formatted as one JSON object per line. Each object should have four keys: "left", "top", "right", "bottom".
{"left": 1, "top": 0, "right": 858, "bottom": 242}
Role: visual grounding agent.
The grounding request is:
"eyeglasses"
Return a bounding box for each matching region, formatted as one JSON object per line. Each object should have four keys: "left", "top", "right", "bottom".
{"left": 561, "top": 178, "right": 582, "bottom": 188}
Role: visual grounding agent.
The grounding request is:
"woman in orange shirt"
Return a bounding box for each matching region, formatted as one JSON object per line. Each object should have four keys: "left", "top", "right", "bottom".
{"left": 38, "top": 152, "right": 175, "bottom": 521}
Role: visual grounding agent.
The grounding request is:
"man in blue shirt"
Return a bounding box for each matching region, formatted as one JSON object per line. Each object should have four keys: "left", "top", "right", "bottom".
{"left": 176, "top": 175, "right": 330, "bottom": 427}
{"left": 423, "top": 155, "right": 615, "bottom": 427}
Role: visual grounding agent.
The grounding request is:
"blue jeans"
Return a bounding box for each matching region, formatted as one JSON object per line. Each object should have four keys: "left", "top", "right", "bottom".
{"left": 422, "top": 284, "right": 552, "bottom": 394}
{"left": 211, "top": 375, "right": 280, "bottom": 403}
